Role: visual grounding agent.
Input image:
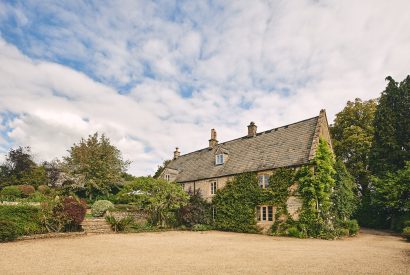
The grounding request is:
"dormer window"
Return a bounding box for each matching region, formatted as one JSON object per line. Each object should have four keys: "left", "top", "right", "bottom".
{"left": 215, "top": 154, "right": 224, "bottom": 165}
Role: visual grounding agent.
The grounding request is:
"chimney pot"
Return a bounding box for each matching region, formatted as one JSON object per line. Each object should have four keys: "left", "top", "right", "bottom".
{"left": 209, "top": 129, "right": 218, "bottom": 148}
{"left": 247, "top": 122, "right": 257, "bottom": 137}
{"left": 173, "top": 147, "right": 180, "bottom": 159}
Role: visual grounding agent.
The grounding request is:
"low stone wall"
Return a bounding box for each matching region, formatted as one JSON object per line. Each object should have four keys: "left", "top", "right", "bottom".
{"left": 18, "top": 232, "right": 86, "bottom": 241}
{"left": 0, "top": 201, "right": 41, "bottom": 206}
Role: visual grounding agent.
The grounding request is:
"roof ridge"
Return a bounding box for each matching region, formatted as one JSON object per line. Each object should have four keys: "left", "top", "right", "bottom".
{"left": 176, "top": 115, "right": 319, "bottom": 158}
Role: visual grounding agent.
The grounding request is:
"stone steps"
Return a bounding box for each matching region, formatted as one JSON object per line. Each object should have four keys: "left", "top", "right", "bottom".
{"left": 81, "top": 218, "right": 112, "bottom": 234}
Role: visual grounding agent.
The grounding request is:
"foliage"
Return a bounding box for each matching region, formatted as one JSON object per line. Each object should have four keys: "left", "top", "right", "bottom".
{"left": 344, "top": 219, "right": 360, "bottom": 236}
{"left": 16, "top": 185, "right": 35, "bottom": 197}
{"left": 129, "top": 222, "right": 156, "bottom": 232}
{"left": 330, "top": 98, "right": 377, "bottom": 195}
{"left": 0, "top": 146, "right": 37, "bottom": 187}
{"left": 0, "top": 205, "right": 43, "bottom": 236}
{"left": 0, "top": 220, "right": 18, "bottom": 242}
{"left": 62, "top": 197, "right": 87, "bottom": 230}
{"left": 105, "top": 215, "right": 133, "bottom": 232}
{"left": 372, "top": 162, "right": 410, "bottom": 230}
{"left": 42, "top": 160, "right": 63, "bottom": 187}
{"left": 153, "top": 160, "right": 171, "bottom": 179}
{"left": 116, "top": 177, "right": 189, "bottom": 227}
{"left": 177, "top": 189, "right": 211, "bottom": 227}
{"left": 91, "top": 200, "right": 114, "bottom": 217}
{"left": 64, "top": 133, "right": 130, "bottom": 200}
{"left": 331, "top": 160, "right": 358, "bottom": 222}
{"left": 192, "top": 224, "right": 213, "bottom": 231}
{"left": 37, "top": 184, "right": 51, "bottom": 194}
{"left": 403, "top": 227, "right": 410, "bottom": 241}
{"left": 40, "top": 196, "right": 86, "bottom": 232}
{"left": 287, "top": 226, "right": 303, "bottom": 238}
{"left": 213, "top": 172, "right": 262, "bottom": 233}
{"left": 0, "top": 185, "right": 22, "bottom": 200}
{"left": 371, "top": 76, "right": 410, "bottom": 176}
{"left": 297, "top": 138, "right": 336, "bottom": 238}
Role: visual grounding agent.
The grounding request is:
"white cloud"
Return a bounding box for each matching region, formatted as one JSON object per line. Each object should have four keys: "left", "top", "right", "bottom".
{"left": 0, "top": 0, "right": 409, "bottom": 175}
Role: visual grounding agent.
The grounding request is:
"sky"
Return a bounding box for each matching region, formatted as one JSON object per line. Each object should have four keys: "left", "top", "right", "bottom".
{"left": 0, "top": 0, "right": 409, "bottom": 176}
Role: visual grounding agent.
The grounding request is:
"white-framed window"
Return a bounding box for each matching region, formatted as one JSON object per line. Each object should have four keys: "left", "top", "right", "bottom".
{"left": 212, "top": 207, "right": 217, "bottom": 221}
{"left": 256, "top": 205, "right": 273, "bottom": 222}
{"left": 211, "top": 181, "right": 217, "bottom": 195}
{"left": 165, "top": 174, "right": 170, "bottom": 182}
{"left": 258, "top": 175, "right": 269, "bottom": 188}
{"left": 215, "top": 154, "right": 224, "bottom": 165}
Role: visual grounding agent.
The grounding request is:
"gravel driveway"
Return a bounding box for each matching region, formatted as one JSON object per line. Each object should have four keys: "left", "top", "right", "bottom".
{"left": 0, "top": 229, "right": 408, "bottom": 274}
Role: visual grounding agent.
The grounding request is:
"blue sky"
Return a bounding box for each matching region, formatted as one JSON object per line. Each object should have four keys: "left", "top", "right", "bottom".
{"left": 0, "top": 0, "right": 409, "bottom": 175}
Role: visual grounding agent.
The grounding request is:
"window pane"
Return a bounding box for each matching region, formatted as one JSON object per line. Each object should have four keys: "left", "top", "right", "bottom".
{"left": 264, "top": 176, "right": 269, "bottom": 187}
{"left": 262, "top": 207, "right": 266, "bottom": 221}
{"left": 268, "top": 206, "right": 273, "bottom": 221}
{"left": 256, "top": 206, "right": 261, "bottom": 221}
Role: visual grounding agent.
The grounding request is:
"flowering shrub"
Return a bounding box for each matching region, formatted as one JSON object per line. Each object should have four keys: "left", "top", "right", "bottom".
{"left": 91, "top": 200, "right": 114, "bottom": 217}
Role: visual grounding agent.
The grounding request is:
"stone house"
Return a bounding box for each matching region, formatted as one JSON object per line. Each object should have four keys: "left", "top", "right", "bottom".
{"left": 160, "top": 110, "right": 333, "bottom": 229}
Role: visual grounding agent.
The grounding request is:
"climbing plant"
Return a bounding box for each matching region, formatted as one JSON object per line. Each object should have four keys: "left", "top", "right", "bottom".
{"left": 297, "top": 138, "right": 336, "bottom": 238}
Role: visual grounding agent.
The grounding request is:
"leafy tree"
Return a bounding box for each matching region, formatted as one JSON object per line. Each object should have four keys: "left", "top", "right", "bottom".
{"left": 372, "top": 162, "right": 410, "bottom": 230}
{"left": 116, "top": 177, "right": 189, "bottom": 227}
{"left": 0, "top": 146, "right": 46, "bottom": 187}
{"left": 153, "top": 160, "right": 171, "bottom": 179}
{"left": 331, "top": 160, "right": 358, "bottom": 222}
{"left": 213, "top": 172, "right": 262, "bottom": 233}
{"left": 64, "top": 133, "right": 129, "bottom": 200}
{"left": 330, "top": 98, "right": 377, "bottom": 194}
{"left": 42, "top": 159, "right": 63, "bottom": 187}
{"left": 370, "top": 76, "right": 410, "bottom": 176}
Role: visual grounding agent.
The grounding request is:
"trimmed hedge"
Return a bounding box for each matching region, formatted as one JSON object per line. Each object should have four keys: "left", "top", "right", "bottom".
{"left": 16, "top": 185, "right": 36, "bottom": 198}
{"left": 0, "top": 220, "right": 18, "bottom": 242}
{"left": 0, "top": 205, "right": 43, "bottom": 236}
{"left": 0, "top": 186, "right": 22, "bottom": 200}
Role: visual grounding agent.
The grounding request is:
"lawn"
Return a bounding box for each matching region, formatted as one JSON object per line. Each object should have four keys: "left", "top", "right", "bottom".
{"left": 0, "top": 230, "right": 408, "bottom": 274}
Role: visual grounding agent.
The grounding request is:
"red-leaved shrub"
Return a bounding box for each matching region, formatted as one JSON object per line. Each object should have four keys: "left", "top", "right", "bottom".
{"left": 63, "top": 197, "right": 87, "bottom": 226}
{"left": 17, "top": 185, "right": 35, "bottom": 197}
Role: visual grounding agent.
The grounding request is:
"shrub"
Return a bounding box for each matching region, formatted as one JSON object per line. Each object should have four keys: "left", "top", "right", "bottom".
{"left": 0, "top": 220, "right": 18, "bottom": 242}
{"left": 346, "top": 219, "right": 360, "bottom": 236}
{"left": 402, "top": 227, "right": 410, "bottom": 241}
{"left": 105, "top": 215, "right": 133, "bottom": 232}
{"left": 336, "top": 228, "right": 350, "bottom": 237}
{"left": 130, "top": 222, "right": 156, "bottom": 232}
{"left": 177, "top": 190, "right": 211, "bottom": 227}
{"left": 28, "top": 191, "right": 48, "bottom": 202}
{"left": 0, "top": 186, "right": 22, "bottom": 200}
{"left": 287, "top": 227, "right": 302, "bottom": 238}
{"left": 192, "top": 224, "right": 213, "bottom": 231}
{"left": 17, "top": 185, "right": 35, "bottom": 198}
{"left": 91, "top": 200, "right": 114, "bottom": 217}
{"left": 0, "top": 205, "right": 43, "bottom": 236}
{"left": 62, "top": 197, "right": 87, "bottom": 230}
{"left": 37, "top": 185, "right": 51, "bottom": 194}
{"left": 40, "top": 196, "right": 86, "bottom": 232}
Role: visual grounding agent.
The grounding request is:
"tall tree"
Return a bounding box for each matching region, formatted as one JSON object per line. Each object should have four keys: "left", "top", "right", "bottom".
{"left": 370, "top": 76, "right": 410, "bottom": 176}
{"left": 64, "top": 133, "right": 129, "bottom": 200}
{"left": 330, "top": 98, "right": 377, "bottom": 194}
{"left": 0, "top": 146, "right": 45, "bottom": 187}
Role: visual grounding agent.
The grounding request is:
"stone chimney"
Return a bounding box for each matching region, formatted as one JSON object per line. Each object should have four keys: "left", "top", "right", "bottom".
{"left": 209, "top": 129, "right": 218, "bottom": 148}
{"left": 247, "top": 122, "right": 257, "bottom": 137}
{"left": 173, "top": 147, "right": 180, "bottom": 160}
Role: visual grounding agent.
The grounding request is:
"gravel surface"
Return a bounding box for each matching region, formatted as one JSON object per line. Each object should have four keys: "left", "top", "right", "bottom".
{"left": 0, "top": 229, "right": 408, "bottom": 274}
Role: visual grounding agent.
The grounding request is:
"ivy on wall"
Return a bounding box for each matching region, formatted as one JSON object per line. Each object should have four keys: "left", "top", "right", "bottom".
{"left": 212, "top": 138, "right": 358, "bottom": 238}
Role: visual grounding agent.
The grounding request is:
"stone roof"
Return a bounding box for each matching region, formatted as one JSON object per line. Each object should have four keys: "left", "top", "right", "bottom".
{"left": 166, "top": 116, "right": 320, "bottom": 183}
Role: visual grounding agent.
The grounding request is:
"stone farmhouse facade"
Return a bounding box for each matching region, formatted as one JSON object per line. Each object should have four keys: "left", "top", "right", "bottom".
{"left": 160, "top": 110, "right": 333, "bottom": 229}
